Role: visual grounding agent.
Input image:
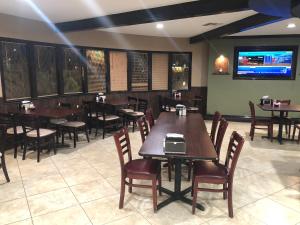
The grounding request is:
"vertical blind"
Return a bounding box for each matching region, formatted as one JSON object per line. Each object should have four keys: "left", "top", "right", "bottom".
{"left": 152, "top": 53, "right": 168, "bottom": 90}
{"left": 110, "top": 51, "right": 128, "bottom": 91}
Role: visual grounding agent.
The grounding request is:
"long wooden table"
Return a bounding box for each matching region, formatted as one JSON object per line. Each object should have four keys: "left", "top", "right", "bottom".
{"left": 139, "top": 112, "right": 217, "bottom": 210}
{"left": 21, "top": 107, "right": 82, "bottom": 119}
{"left": 258, "top": 104, "right": 300, "bottom": 144}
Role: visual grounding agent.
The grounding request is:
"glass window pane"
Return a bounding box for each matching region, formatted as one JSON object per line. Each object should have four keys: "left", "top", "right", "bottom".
{"left": 110, "top": 51, "right": 127, "bottom": 91}
{"left": 2, "top": 42, "right": 30, "bottom": 100}
{"left": 86, "top": 49, "right": 106, "bottom": 93}
{"left": 34, "top": 45, "right": 58, "bottom": 96}
{"left": 130, "top": 52, "right": 148, "bottom": 91}
{"left": 171, "top": 53, "right": 190, "bottom": 91}
{"left": 63, "top": 48, "right": 83, "bottom": 93}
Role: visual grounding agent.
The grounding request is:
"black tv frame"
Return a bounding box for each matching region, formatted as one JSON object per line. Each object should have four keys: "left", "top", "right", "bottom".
{"left": 233, "top": 46, "right": 298, "bottom": 80}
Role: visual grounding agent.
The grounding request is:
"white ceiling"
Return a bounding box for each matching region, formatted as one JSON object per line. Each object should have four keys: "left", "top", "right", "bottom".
{"left": 99, "top": 10, "right": 256, "bottom": 38}
{"left": 232, "top": 18, "right": 300, "bottom": 36}
{"left": 0, "top": 0, "right": 195, "bottom": 23}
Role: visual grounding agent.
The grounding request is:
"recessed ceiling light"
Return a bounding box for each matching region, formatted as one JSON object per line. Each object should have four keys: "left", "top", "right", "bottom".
{"left": 156, "top": 23, "right": 164, "bottom": 29}
{"left": 287, "top": 23, "right": 296, "bottom": 29}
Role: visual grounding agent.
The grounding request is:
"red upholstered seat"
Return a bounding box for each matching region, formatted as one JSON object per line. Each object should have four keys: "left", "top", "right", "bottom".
{"left": 125, "top": 159, "right": 161, "bottom": 176}
{"left": 194, "top": 161, "right": 228, "bottom": 183}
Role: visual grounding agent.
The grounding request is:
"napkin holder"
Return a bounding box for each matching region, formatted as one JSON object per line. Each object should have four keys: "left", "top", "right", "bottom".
{"left": 163, "top": 134, "right": 186, "bottom": 154}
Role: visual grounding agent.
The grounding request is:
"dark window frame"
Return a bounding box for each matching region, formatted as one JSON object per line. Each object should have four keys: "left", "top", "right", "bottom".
{"left": 0, "top": 37, "right": 192, "bottom": 102}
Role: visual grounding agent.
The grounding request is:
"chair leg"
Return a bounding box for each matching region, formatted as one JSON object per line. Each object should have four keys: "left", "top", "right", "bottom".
{"left": 119, "top": 176, "right": 126, "bottom": 209}
{"left": 288, "top": 124, "right": 292, "bottom": 139}
{"left": 270, "top": 124, "right": 273, "bottom": 142}
{"left": 53, "top": 136, "right": 57, "bottom": 155}
{"left": 250, "top": 125, "right": 254, "bottom": 141}
{"left": 187, "top": 160, "right": 192, "bottom": 181}
{"left": 228, "top": 183, "right": 233, "bottom": 218}
{"left": 73, "top": 129, "right": 77, "bottom": 148}
{"left": 22, "top": 142, "right": 27, "bottom": 160}
{"left": 158, "top": 174, "right": 162, "bottom": 196}
{"left": 1, "top": 153, "right": 10, "bottom": 182}
{"left": 62, "top": 131, "right": 65, "bottom": 145}
{"left": 102, "top": 126, "right": 105, "bottom": 139}
{"left": 37, "top": 140, "right": 41, "bottom": 163}
{"left": 223, "top": 183, "right": 227, "bottom": 200}
{"left": 152, "top": 178, "right": 158, "bottom": 212}
{"left": 167, "top": 159, "right": 172, "bottom": 182}
{"left": 192, "top": 179, "right": 198, "bottom": 214}
{"left": 13, "top": 139, "right": 18, "bottom": 159}
{"left": 85, "top": 126, "right": 90, "bottom": 143}
{"left": 128, "top": 178, "right": 132, "bottom": 193}
{"left": 297, "top": 129, "right": 300, "bottom": 144}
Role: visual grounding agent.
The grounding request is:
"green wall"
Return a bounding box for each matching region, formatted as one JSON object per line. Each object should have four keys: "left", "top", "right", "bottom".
{"left": 207, "top": 38, "right": 300, "bottom": 117}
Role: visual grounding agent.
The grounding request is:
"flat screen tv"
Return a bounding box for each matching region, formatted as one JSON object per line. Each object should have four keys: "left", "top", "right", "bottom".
{"left": 233, "top": 46, "right": 298, "bottom": 80}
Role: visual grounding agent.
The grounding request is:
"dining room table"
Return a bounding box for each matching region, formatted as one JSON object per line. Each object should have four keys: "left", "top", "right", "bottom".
{"left": 257, "top": 103, "right": 300, "bottom": 144}
{"left": 139, "top": 112, "right": 217, "bottom": 210}
{"left": 19, "top": 107, "right": 82, "bottom": 119}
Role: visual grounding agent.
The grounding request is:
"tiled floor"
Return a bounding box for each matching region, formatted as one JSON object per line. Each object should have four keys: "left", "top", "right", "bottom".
{"left": 0, "top": 121, "right": 300, "bottom": 225}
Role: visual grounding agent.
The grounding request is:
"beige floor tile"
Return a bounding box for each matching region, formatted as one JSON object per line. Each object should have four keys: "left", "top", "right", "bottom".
{"left": 140, "top": 202, "right": 206, "bottom": 225}
{"left": 59, "top": 166, "right": 102, "bottom": 186}
{"left": 269, "top": 187, "right": 300, "bottom": 213}
{"left": 0, "top": 157, "right": 21, "bottom": 184}
{"left": 23, "top": 173, "right": 67, "bottom": 196}
{"left": 92, "top": 162, "right": 120, "bottom": 178}
{"left": 0, "top": 198, "right": 31, "bottom": 225}
{"left": 32, "top": 206, "right": 91, "bottom": 225}
{"left": 19, "top": 161, "right": 58, "bottom": 178}
{"left": 207, "top": 208, "right": 266, "bottom": 225}
{"left": 106, "top": 213, "right": 151, "bottom": 225}
{"left": 82, "top": 195, "right": 135, "bottom": 225}
{"left": 243, "top": 198, "right": 300, "bottom": 225}
{"left": 291, "top": 183, "right": 300, "bottom": 191}
{"left": 70, "top": 179, "right": 117, "bottom": 203}
{"left": 52, "top": 157, "right": 91, "bottom": 170}
{"left": 0, "top": 181, "right": 25, "bottom": 203}
{"left": 27, "top": 188, "right": 78, "bottom": 217}
{"left": 8, "top": 219, "right": 33, "bottom": 225}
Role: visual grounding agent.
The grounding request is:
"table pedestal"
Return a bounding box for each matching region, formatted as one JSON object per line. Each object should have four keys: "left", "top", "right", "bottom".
{"left": 157, "top": 158, "right": 204, "bottom": 211}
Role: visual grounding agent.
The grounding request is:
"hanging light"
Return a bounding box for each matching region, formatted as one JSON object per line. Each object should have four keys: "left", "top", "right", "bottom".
{"left": 214, "top": 54, "right": 229, "bottom": 74}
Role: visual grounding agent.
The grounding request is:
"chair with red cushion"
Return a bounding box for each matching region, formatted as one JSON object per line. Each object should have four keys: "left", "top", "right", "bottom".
{"left": 192, "top": 131, "right": 245, "bottom": 218}
{"left": 113, "top": 128, "right": 162, "bottom": 212}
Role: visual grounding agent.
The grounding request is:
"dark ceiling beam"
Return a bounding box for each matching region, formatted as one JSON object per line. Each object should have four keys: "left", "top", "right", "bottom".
{"left": 189, "top": 13, "right": 283, "bottom": 44}
{"left": 55, "top": 0, "right": 250, "bottom": 32}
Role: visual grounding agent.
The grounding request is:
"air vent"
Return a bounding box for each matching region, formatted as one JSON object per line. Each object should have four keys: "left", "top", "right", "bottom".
{"left": 202, "top": 22, "right": 223, "bottom": 27}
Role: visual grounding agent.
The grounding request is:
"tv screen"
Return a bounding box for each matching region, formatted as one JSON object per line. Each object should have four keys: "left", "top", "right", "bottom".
{"left": 233, "top": 46, "right": 298, "bottom": 80}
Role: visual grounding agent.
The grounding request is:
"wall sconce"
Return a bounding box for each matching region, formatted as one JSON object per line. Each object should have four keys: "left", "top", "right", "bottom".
{"left": 213, "top": 54, "right": 229, "bottom": 75}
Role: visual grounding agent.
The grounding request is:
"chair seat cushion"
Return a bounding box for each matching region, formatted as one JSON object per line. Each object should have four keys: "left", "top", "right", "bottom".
{"left": 127, "top": 111, "right": 144, "bottom": 117}
{"left": 119, "top": 108, "right": 134, "bottom": 113}
{"left": 26, "top": 128, "right": 56, "bottom": 138}
{"left": 98, "top": 115, "right": 120, "bottom": 121}
{"left": 188, "top": 107, "right": 199, "bottom": 111}
{"left": 62, "top": 121, "right": 86, "bottom": 128}
{"left": 194, "top": 161, "right": 228, "bottom": 183}
{"left": 50, "top": 118, "right": 68, "bottom": 125}
{"left": 6, "top": 126, "right": 24, "bottom": 135}
{"left": 125, "top": 159, "right": 160, "bottom": 176}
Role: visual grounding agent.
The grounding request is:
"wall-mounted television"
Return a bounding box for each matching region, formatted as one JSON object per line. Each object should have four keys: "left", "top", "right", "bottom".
{"left": 233, "top": 46, "right": 298, "bottom": 80}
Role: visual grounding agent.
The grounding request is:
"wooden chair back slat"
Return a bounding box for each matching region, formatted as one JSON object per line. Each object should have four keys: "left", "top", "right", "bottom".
{"left": 215, "top": 118, "right": 228, "bottom": 161}
{"left": 210, "top": 111, "right": 221, "bottom": 144}
{"left": 138, "top": 117, "right": 150, "bottom": 143}
{"left": 114, "top": 128, "right": 132, "bottom": 172}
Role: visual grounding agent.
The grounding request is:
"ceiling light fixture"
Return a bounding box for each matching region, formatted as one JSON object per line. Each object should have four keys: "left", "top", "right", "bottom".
{"left": 156, "top": 23, "right": 164, "bottom": 29}
{"left": 287, "top": 23, "right": 296, "bottom": 29}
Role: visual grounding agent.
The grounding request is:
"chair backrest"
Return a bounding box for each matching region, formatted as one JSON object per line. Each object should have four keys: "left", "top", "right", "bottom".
{"left": 138, "top": 98, "right": 148, "bottom": 113}
{"left": 21, "top": 114, "right": 41, "bottom": 138}
{"left": 215, "top": 118, "right": 229, "bottom": 161}
{"left": 249, "top": 101, "right": 256, "bottom": 123}
{"left": 210, "top": 111, "right": 221, "bottom": 144}
{"left": 272, "top": 99, "right": 291, "bottom": 117}
{"left": 128, "top": 96, "right": 138, "bottom": 111}
{"left": 137, "top": 117, "right": 149, "bottom": 143}
{"left": 95, "top": 103, "right": 115, "bottom": 120}
{"left": 145, "top": 108, "right": 155, "bottom": 129}
{"left": 0, "top": 113, "right": 19, "bottom": 135}
{"left": 113, "top": 128, "right": 132, "bottom": 175}
{"left": 225, "top": 131, "right": 245, "bottom": 181}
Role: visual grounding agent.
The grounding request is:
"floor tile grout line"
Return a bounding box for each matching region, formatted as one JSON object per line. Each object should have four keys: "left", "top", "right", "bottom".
{"left": 14, "top": 156, "right": 35, "bottom": 225}
{"left": 49, "top": 154, "right": 95, "bottom": 225}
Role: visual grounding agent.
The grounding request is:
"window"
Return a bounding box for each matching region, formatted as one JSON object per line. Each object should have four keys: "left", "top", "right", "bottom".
{"left": 171, "top": 53, "right": 191, "bottom": 91}
{"left": 63, "top": 48, "right": 83, "bottom": 93}
{"left": 152, "top": 53, "right": 168, "bottom": 90}
{"left": 86, "top": 49, "right": 106, "bottom": 93}
{"left": 110, "top": 51, "right": 127, "bottom": 91}
{"left": 129, "top": 52, "right": 149, "bottom": 91}
{"left": 34, "top": 45, "right": 58, "bottom": 96}
{"left": 1, "top": 42, "right": 30, "bottom": 100}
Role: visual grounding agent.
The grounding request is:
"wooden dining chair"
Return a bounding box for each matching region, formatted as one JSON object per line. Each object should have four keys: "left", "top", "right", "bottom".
{"left": 271, "top": 99, "right": 292, "bottom": 138}
{"left": 113, "top": 128, "right": 162, "bottom": 212}
{"left": 249, "top": 101, "right": 273, "bottom": 141}
{"left": 21, "top": 114, "right": 57, "bottom": 163}
{"left": 292, "top": 124, "right": 300, "bottom": 144}
{"left": 145, "top": 108, "right": 155, "bottom": 129}
{"left": 210, "top": 111, "right": 221, "bottom": 144}
{"left": 215, "top": 118, "right": 229, "bottom": 161}
{"left": 0, "top": 124, "right": 10, "bottom": 182}
{"left": 192, "top": 131, "right": 245, "bottom": 218}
